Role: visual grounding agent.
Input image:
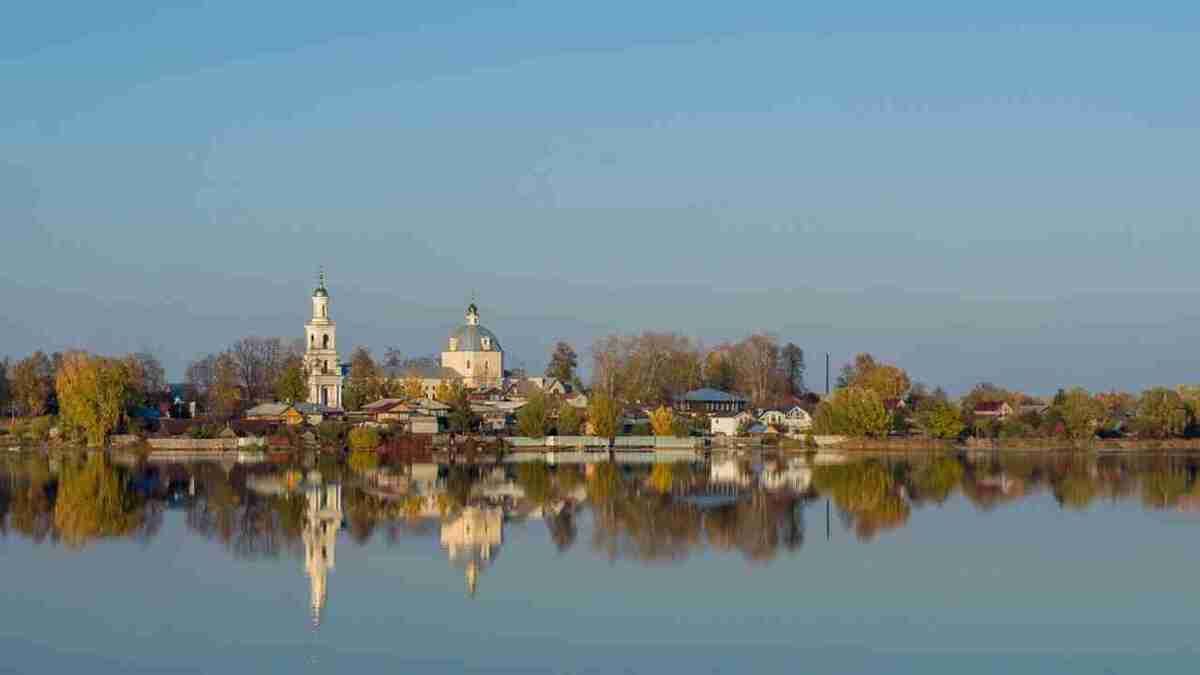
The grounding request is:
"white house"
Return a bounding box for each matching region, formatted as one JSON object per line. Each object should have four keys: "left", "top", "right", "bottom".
{"left": 759, "top": 406, "right": 813, "bottom": 433}
{"left": 711, "top": 411, "right": 755, "bottom": 436}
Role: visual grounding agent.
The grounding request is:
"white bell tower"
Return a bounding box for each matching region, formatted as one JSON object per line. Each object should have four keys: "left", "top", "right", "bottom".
{"left": 304, "top": 268, "right": 343, "bottom": 408}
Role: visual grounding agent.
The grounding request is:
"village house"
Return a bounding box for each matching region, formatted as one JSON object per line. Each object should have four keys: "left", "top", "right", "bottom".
{"left": 245, "top": 402, "right": 338, "bottom": 426}
{"left": 675, "top": 388, "right": 750, "bottom": 414}
{"left": 973, "top": 401, "right": 1014, "bottom": 420}
{"left": 758, "top": 406, "right": 813, "bottom": 433}
{"left": 711, "top": 410, "right": 756, "bottom": 436}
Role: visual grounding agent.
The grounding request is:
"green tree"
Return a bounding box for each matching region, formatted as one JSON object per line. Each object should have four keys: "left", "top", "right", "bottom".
{"left": 342, "top": 347, "right": 382, "bottom": 411}
{"left": 11, "top": 351, "right": 54, "bottom": 417}
{"left": 545, "top": 341, "right": 578, "bottom": 383}
{"left": 517, "top": 390, "right": 554, "bottom": 438}
{"left": 588, "top": 393, "right": 622, "bottom": 441}
{"left": 838, "top": 353, "right": 910, "bottom": 401}
{"left": 55, "top": 352, "right": 135, "bottom": 447}
{"left": 557, "top": 405, "right": 584, "bottom": 435}
{"left": 1133, "top": 388, "right": 1189, "bottom": 439}
{"left": 813, "top": 387, "right": 891, "bottom": 438}
{"left": 446, "top": 384, "right": 478, "bottom": 434}
{"left": 274, "top": 357, "right": 308, "bottom": 403}
{"left": 915, "top": 400, "right": 966, "bottom": 439}
{"left": 1054, "top": 387, "right": 1104, "bottom": 443}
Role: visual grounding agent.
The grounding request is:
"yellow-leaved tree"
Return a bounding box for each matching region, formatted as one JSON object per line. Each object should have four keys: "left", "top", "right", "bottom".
{"left": 588, "top": 393, "right": 622, "bottom": 441}
{"left": 55, "top": 352, "right": 135, "bottom": 447}
{"left": 648, "top": 405, "right": 675, "bottom": 436}
{"left": 399, "top": 377, "right": 425, "bottom": 400}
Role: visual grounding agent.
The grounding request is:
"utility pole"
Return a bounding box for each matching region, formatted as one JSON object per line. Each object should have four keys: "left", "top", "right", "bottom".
{"left": 825, "top": 353, "right": 830, "bottom": 396}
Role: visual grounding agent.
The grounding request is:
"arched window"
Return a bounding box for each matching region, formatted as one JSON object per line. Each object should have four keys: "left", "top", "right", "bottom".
{"left": 322, "top": 305, "right": 326, "bottom": 318}
{"left": 323, "top": 360, "right": 329, "bottom": 374}
{"left": 310, "top": 334, "right": 314, "bottom": 347}
{"left": 323, "top": 334, "right": 330, "bottom": 349}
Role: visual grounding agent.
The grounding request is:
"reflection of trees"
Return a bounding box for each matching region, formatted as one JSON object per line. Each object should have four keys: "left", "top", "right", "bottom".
{"left": 185, "top": 465, "right": 301, "bottom": 559}
{"left": 1141, "top": 459, "right": 1193, "bottom": 510}
{"left": 909, "top": 457, "right": 964, "bottom": 505}
{"left": 583, "top": 462, "right": 804, "bottom": 563}
{"left": 53, "top": 453, "right": 149, "bottom": 549}
{"left": 3, "top": 455, "right": 55, "bottom": 543}
{"left": 813, "top": 461, "right": 910, "bottom": 541}
{"left": 545, "top": 505, "right": 578, "bottom": 553}
{"left": 706, "top": 493, "right": 805, "bottom": 563}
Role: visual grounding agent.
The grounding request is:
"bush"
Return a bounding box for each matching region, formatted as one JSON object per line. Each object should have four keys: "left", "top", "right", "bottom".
{"left": 348, "top": 426, "right": 381, "bottom": 451}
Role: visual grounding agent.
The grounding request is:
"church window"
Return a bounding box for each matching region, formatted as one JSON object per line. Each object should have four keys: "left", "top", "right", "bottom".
{"left": 323, "top": 334, "right": 330, "bottom": 349}
{"left": 310, "top": 335, "right": 314, "bottom": 347}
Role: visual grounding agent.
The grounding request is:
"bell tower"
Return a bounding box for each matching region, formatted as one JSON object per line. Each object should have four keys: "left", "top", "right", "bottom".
{"left": 304, "top": 268, "right": 343, "bottom": 407}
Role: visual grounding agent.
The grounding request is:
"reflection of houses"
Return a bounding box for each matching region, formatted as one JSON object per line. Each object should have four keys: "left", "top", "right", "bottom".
{"left": 440, "top": 506, "right": 503, "bottom": 596}
{"left": 709, "top": 459, "right": 753, "bottom": 491}
{"left": 760, "top": 460, "right": 813, "bottom": 493}
{"left": 302, "top": 472, "right": 343, "bottom": 628}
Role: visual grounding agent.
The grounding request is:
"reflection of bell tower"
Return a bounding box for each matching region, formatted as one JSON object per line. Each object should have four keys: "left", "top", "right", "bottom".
{"left": 302, "top": 471, "right": 343, "bottom": 628}
{"left": 440, "top": 506, "right": 503, "bottom": 597}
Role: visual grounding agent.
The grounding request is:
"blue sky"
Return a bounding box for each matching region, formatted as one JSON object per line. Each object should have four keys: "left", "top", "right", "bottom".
{"left": 4, "top": 1, "right": 1200, "bottom": 392}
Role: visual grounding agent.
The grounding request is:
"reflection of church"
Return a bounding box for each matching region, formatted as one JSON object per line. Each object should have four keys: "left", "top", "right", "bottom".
{"left": 439, "top": 506, "right": 503, "bottom": 596}
{"left": 302, "top": 471, "right": 343, "bottom": 628}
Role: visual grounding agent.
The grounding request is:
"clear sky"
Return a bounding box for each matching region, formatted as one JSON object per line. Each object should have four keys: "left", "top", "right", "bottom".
{"left": 3, "top": 1, "right": 1199, "bottom": 393}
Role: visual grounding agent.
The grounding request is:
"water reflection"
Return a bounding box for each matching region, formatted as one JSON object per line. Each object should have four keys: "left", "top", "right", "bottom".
{"left": 4, "top": 450, "right": 1200, "bottom": 627}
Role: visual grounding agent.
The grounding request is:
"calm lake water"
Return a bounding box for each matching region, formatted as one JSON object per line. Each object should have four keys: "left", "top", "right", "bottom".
{"left": 2, "top": 450, "right": 1198, "bottom": 674}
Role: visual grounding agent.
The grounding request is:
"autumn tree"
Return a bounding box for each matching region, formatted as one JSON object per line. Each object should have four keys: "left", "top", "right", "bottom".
{"left": 838, "top": 353, "right": 910, "bottom": 401}
{"left": 228, "top": 337, "right": 292, "bottom": 402}
{"left": 445, "top": 383, "right": 478, "bottom": 434}
{"left": 55, "top": 352, "right": 136, "bottom": 447}
{"left": 546, "top": 341, "right": 578, "bottom": 383}
{"left": 731, "top": 334, "right": 784, "bottom": 407}
{"left": 588, "top": 393, "right": 622, "bottom": 441}
{"left": 557, "top": 404, "right": 584, "bottom": 435}
{"left": 781, "top": 342, "right": 805, "bottom": 396}
{"left": 274, "top": 356, "right": 308, "bottom": 403}
{"left": 398, "top": 377, "right": 425, "bottom": 400}
{"left": 813, "top": 387, "right": 891, "bottom": 438}
{"left": 123, "top": 352, "right": 166, "bottom": 404}
{"left": 10, "top": 351, "right": 54, "bottom": 416}
{"left": 914, "top": 400, "right": 966, "bottom": 440}
{"left": 1133, "top": 388, "right": 1189, "bottom": 439}
{"left": 0, "top": 358, "right": 10, "bottom": 412}
{"left": 517, "top": 390, "right": 554, "bottom": 438}
{"left": 703, "top": 349, "right": 738, "bottom": 392}
{"left": 1054, "top": 387, "right": 1104, "bottom": 443}
{"left": 648, "top": 406, "right": 675, "bottom": 436}
{"left": 342, "top": 347, "right": 383, "bottom": 410}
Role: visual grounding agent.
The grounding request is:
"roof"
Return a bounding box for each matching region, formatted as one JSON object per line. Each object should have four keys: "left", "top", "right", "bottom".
{"left": 382, "top": 363, "right": 463, "bottom": 380}
{"left": 677, "top": 388, "right": 748, "bottom": 403}
{"left": 245, "top": 402, "right": 292, "bottom": 417}
{"left": 974, "top": 401, "right": 1010, "bottom": 413}
{"left": 447, "top": 323, "right": 502, "bottom": 352}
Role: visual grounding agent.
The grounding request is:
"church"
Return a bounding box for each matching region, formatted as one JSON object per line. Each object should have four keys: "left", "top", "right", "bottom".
{"left": 303, "top": 274, "right": 505, "bottom": 408}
